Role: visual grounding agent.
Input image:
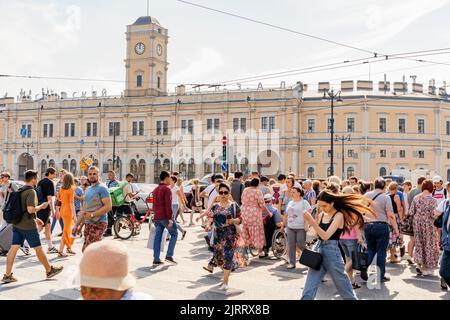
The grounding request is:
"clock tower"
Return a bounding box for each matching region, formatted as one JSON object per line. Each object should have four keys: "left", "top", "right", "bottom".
{"left": 124, "top": 16, "right": 169, "bottom": 97}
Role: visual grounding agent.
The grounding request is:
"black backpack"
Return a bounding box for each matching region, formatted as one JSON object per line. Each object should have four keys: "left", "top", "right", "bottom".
{"left": 3, "top": 186, "right": 32, "bottom": 224}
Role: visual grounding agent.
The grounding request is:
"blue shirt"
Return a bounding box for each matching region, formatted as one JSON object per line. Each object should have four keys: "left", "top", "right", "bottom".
{"left": 84, "top": 183, "right": 110, "bottom": 224}
{"left": 74, "top": 186, "right": 83, "bottom": 212}
{"left": 265, "top": 205, "right": 280, "bottom": 224}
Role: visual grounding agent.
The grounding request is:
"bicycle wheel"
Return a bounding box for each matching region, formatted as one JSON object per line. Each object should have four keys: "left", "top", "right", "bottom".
{"left": 272, "top": 229, "right": 287, "bottom": 259}
{"left": 114, "top": 216, "right": 134, "bottom": 240}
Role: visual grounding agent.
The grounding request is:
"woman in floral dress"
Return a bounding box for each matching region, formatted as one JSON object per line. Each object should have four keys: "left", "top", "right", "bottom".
{"left": 203, "top": 183, "right": 248, "bottom": 291}
{"left": 410, "top": 179, "right": 440, "bottom": 275}
{"left": 240, "top": 178, "right": 266, "bottom": 256}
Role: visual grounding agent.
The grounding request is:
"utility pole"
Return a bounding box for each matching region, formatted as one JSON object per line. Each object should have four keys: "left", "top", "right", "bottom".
{"left": 112, "top": 122, "right": 117, "bottom": 171}
{"left": 322, "top": 89, "right": 343, "bottom": 177}
{"left": 335, "top": 134, "right": 351, "bottom": 180}
{"left": 150, "top": 138, "right": 164, "bottom": 182}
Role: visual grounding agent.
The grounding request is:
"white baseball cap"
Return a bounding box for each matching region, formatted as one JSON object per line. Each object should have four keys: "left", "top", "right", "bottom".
{"left": 264, "top": 193, "right": 273, "bottom": 201}
{"left": 432, "top": 175, "right": 443, "bottom": 183}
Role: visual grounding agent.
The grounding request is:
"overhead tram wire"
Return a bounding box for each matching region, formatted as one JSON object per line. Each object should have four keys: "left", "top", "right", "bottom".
{"left": 176, "top": 0, "right": 450, "bottom": 69}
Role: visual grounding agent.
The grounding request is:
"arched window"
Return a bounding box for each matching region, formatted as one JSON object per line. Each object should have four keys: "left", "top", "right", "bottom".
{"left": 214, "top": 158, "right": 221, "bottom": 173}
{"left": 347, "top": 166, "right": 355, "bottom": 179}
{"left": 163, "top": 159, "right": 171, "bottom": 171}
{"left": 41, "top": 160, "right": 47, "bottom": 177}
{"left": 62, "top": 159, "right": 69, "bottom": 171}
{"left": 187, "top": 158, "right": 195, "bottom": 180}
{"left": 138, "top": 159, "right": 146, "bottom": 183}
{"left": 130, "top": 159, "right": 138, "bottom": 177}
{"left": 179, "top": 160, "right": 186, "bottom": 176}
{"left": 48, "top": 159, "right": 56, "bottom": 168}
{"left": 307, "top": 167, "right": 315, "bottom": 179}
{"left": 379, "top": 167, "right": 387, "bottom": 177}
{"left": 70, "top": 159, "right": 77, "bottom": 176}
{"left": 203, "top": 159, "right": 212, "bottom": 175}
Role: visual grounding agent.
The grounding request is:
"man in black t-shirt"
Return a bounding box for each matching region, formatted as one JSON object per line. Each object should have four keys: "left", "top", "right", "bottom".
{"left": 37, "top": 167, "right": 59, "bottom": 254}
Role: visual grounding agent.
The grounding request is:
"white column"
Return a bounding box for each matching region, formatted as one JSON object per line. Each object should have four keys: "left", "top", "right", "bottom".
{"left": 280, "top": 146, "right": 286, "bottom": 173}
{"left": 12, "top": 119, "right": 17, "bottom": 143}
{"left": 434, "top": 108, "right": 440, "bottom": 139}
{"left": 435, "top": 148, "right": 442, "bottom": 175}
{"left": 292, "top": 106, "right": 298, "bottom": 136}
{"left": 281, "top": 107, "right": 286, "bottom": 137}
{"left": 291, "top": 146, "right": 299, "bottom": 175}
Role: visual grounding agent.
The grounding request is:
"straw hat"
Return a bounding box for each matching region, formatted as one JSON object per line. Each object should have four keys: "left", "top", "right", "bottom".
{"left": 79, "top": 241, "right": 136, "bottom": 291}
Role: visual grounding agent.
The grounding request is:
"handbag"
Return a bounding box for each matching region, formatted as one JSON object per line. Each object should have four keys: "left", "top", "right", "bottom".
{"left": 299, "top": 244, "right": 322, "bottom": 271}
{"left": 351, "top": 245, "right": 368, "bottom": 271}
{"left": 434, "top": 200, "right": 448, "bottom": 228}
{"left": 231, "top": 202, "right": 243, "bottom": 234}
{"left": 400, "top": 213, "right": 414, "bottom": 236}
{"left": 147, "top": 221, "right": 168, "bottom": 252}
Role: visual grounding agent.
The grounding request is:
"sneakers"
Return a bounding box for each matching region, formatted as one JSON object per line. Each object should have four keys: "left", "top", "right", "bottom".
{"left": 20, "top": 247, "right": 30, "bottom": 256}
{"left": 415, "top": 267, "right": 423, "bottom": 276}
{"left": 219, "top": 283, "right": 229, "bottom": 291}
{"left": 153, "top": 260, "right": 164, "bottom": 265}
{"left": 440, "top": 277, "right": 448, "bottom": 290}
{"left": 399, "top": 245, "right": 406, "bottom": 257}
{"left": 381, "top": 276, "right": 390, "bottom": 282}
{"left": 165, "top": 257, "right": 177, "bottom": 264}
{"left": 360, "top": 268, "right": 368, "bottom": 281}
{"left": 2, "top": 273, "right": 18, "bottom": 284}
{"left": 46, "top": 265, "right": 63, "bottom": 279}
{"left": 181, "top": 230, "right": 187, "bottom": 240}
{"left": 47, "top": 247, "right": 59, "bottom": 254}
{"left": 287, "top": 264, "right": 296, "bottom": 269}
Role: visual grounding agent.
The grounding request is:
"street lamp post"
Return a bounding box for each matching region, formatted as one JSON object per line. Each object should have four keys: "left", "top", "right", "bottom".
{"left": 322, "top": 89, "right": 343, "bottom": 177}
{"left": 150, "top": 138, "right": 164, "bottom": 182}
{"left": 22, "top": 140, "right": 34, "bottom": 172}
{"left": 112, "top": 123, "right": 117, "bottom": 171}
{"left": 335, "top": 134, "right": 351, "bottom": 180}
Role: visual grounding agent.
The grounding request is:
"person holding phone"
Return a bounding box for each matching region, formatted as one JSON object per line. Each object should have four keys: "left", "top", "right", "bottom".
{"left": 202, "top": 183, "right": 248, "bottom": 291}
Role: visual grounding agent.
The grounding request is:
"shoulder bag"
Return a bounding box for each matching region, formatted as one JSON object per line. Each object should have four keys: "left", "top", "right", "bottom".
{"left": 231, "top": 202, "right": 243, "bottom": 234}
{"left": 351, "top": 244, "right": 368, "bottom": 271}
{"left": 434, "top": 200, "right": 449, "bottom": 228}
{"left": 299, "top": 244, "right": 322, "bottom": 271}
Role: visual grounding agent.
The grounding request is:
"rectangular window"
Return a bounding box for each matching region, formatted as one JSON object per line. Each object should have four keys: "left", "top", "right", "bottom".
{"left": 269, "top": 116, "right": 275, "bottom": 132}
{"left": 447, "top": 152, "right": 450, "bottom": 159}
{"left": 418, "top": 150, "right": 425, "bottom": 158}
{"left": 307, "top": 119, "right": 315, "bottom": 133}
{"left": 70, "top": 123, "right": 75, "bottom": 137}
{"left": 188, "top": 120, "right": 193, "bottom": 134}
{"left": 157, "top": 76, "right": 161, "bottom": 89}
{"left": 206, "top": 119, "right": 213, "bottom": 133}
{"left": 109, "top": 122, "right": 120, "bottom": 136}
{"left": 43, "top": 124, "right": 48, "bottom": 138}
{"left": 156, "top": 121, "right": 162, "bottom": 135}
{"left": 261, "top": 117, "right": 268, "bottom": 131}
{"left": 240, "top": 118, "right": 246, "bottom": 132}
{"left": 132, "top": 121, "right": 137, "bottom": 136}
{"left": 400, "top": 150, "right": 406, "bottom": 158}
{"left": 327, "top": 150, "right": 332, "bottom": 158}
{"left": 86, "top": 123, "right": 91, "bottom": 137}
{"left": 214, "top": 118, "right": 220, "bottom": 132}
{"left": 446, "top": 121, "right": 450, "bottom": 135}
{"left": 380, "top": 149, "right": 386, "bottom": 157}
{"left": 233, "top": 118, "right": 239, "bottom": 132}
{"left": 307, "top": 150, "right": 314, "bottom": 158}
{"left": 181, "top": 120, "right": 186, "bottom": 132}
{"left": 49, "top": 124, "right": 53, "bottom": 137}
{"left": 379, "top": 118, "right": 387, "bottom": 133}
{"left": 347, "top": 118, "right": 355, "bottom": 133}
{"left": 163, "top": 120, "right": 168, "bottom": 135}
{"left": 348, "top": 149, "right": 354, "bottom": 158}
{"left": 64, "top": 123, "right": 75, "bottom": 137}
{"left": 418, "top": 119, "right": 425, "bottom": 134}
{"left": 92, "top": 122, "right": 97, "bottom": 137}
{"left": 136, "top": 75, "right": 142, "bottom": 87}
{"left": 64, "top": 123, "right": 69, "bottom": 137}
{"left": 399, "top": 119, "right": 406, "bottom": 133}
{"left": 139, "top": 121, "right": 144, "bottom": 136}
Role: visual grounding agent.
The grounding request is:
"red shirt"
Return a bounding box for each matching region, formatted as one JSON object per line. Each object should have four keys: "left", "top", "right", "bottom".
{"left": 152, "top": 183, "right": 173, "bottom": 221}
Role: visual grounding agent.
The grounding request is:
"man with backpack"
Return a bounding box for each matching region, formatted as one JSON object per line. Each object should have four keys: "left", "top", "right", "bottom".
{"left": 36, "top": 167, "right": 59, "bottom": 254}
{"left": 2, "top": 170, "right": 63, "bottom": 283}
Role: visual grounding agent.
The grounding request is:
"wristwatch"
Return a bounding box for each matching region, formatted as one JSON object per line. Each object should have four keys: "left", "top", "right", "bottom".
{"left": 90, "top": 213, "right": 94, "bottom": 219}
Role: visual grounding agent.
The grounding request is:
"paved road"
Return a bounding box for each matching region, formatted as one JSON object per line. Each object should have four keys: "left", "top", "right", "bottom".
{"left": 0, "top": 222, "right": 449, "bottom": 300}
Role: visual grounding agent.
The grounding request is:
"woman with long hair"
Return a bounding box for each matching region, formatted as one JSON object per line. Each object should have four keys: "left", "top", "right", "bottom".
{"left": 190, "top": 179, "right": 203, "bottom": 226}
{"left": 388, "top": 182, "right": 404, "bottom": 263}
{"left": 301, "top": 190, "right": 375, "bottom": 300}
{"left": 202, "top": 183, "right": 247, "bottom": 290}
{"left": 58, "top": 173, "right": 76, "bottom": 257}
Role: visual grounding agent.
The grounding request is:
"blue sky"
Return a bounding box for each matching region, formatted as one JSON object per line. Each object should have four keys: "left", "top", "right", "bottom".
{"left": 1, "top": 0, "right": 450, "bottom": 97}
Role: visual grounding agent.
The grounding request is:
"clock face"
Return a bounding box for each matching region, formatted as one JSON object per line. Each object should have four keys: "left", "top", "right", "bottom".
{"left": 135, "top": 42, "right": 145, "bottom": 55}
{"left": 156, "top": 44, "right": 163, "bottom": 56}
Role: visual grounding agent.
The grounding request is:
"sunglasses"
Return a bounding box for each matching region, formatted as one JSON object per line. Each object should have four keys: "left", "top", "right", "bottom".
{"left": 218, "top": 191, "right": 229, "bottom": 195}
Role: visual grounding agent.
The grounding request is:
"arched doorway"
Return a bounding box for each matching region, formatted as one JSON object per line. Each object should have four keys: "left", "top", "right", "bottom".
{"left": 214, "top": 158, "right": 221, "bottom": 173}
{"left": 179, "top": 160, "right": 186, "bottom": 177}
{"left": 41, "top": 159, "right": 47, "bottom": 177}
{"left": 70, "top": 159, "right": 77, "bottom": 176}
{"left": 240, "top": 158, "right": 249, "bottom": 177}
{"left": 130, "top": 159, "right": 138, "bottom": 178}
{"left": 163, "top": 159, "right": 171, "bottom": 171}
{"left": 307, "top": 167, "right": 315, "bottom": 179}
{"left": 203, "top": 159, "right": 212, "bottom": 175}
{"left": 379, "top": 167, "right": 387, "bottom": 177}
{"left": 347, "top": 166, "right": 355, "bottom": 179}
{"left": 18, "top": 153, "right": 33, "bottom": 181}
{"left": 48, "top": 159, "right": 56, "bottom": 168}
{"left": 62, "top": 159, "right": 69, "bottom": 171}
{"left": 138, "top": 159, "right": 146, "bottom": 182}
{"left": 187, "top": 158, "right": 195, "bottom": 180}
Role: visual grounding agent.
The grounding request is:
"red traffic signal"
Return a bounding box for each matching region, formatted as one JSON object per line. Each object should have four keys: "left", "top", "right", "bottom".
{"left": 222, "top": 135, "right": 227, "bottom": 145}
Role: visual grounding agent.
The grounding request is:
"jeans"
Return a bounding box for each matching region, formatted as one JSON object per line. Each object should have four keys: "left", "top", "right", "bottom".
{"left": 440, "top": 250, "right": 450, "bottom": 286}
{"left": 51, "top": 215, "right": 64, "bottom": 234}
{"left": 153, "top": 219, "right": 178, "bottom": 261}
{"left": 172, "top": 204, "right": 185, "bottom": 233}
{"left": 301, "top": 240, "right": 357, "bottom": 300}
{"left": 364, "top": 222, "right": 390, "bottom": 279}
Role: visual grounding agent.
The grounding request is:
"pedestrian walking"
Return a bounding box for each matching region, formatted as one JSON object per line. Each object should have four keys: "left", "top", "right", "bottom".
{"left": 259, "top": 176, "right": 271, "bottom": 196}
{"left": 301, "top": 190, "right": 372, "bottom": 300}
{"left": 104, "top": 170, "right": 119, "bottom": 237}
{"left": 202, "top": 183, "right": 247, "bottom": 290}
{"left": 240, "top": 178, "right": 266, "bottom": 257}
{"left": 74, "top": 178, "right": 84, "bottom": 219}
{"left": 303, "top": 180, "right": 317, "bottom": 206}
{"left": 362, "top": 178, "right": 398, "bottom": 283}
{"left": 230, "top": 172, "right": 244, "bottom": 206}
{"left": 72, "top": 166, "right": 112, "bottom": 252}
{"left": 51, "top": 169, "right": 66, "bottom": 236}
{"left": 261, "top": 193, "right": 277, "bottom": 257}
{"left": 80, "top": 241, "right": 152, "bottom": 300}
{"left": 281, "top": 187, "right": 311, "bottom": 269}
{"left": 57, "top": 173, "right": 76, "bottom": 257}
{"left": 2, "top": 170, "right": 63, "bottom": 283}
{"left": 189, "top": 179, "right": 203, "bottom": 226}
{"left": 388, "top": 182, "right": 404, "bottom": 263}
{"left": 152, "top": 171, "right": 178, "bottom": 265}
{"left": 410, "top": 179, "right": 440, "bottom": 276}
{"left": 279, "top": 176, "right": 295, "bottom": 215}
{"left": 170, "top": 176, "right": 186, "bottom": 239}
{"left": 435, "top": 195, "right": 450, "bottom": 290}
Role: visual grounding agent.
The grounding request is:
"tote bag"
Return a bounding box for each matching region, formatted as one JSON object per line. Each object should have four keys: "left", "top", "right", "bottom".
{"left": 147, "top": 221, "right": 168, "bottom": 252}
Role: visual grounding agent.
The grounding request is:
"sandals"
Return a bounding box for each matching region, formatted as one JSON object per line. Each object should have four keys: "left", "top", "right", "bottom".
{"left": 352, "top": 282, "right": 361, "bottom": 289}
{"left": 57, "top": 251, "right": 68, "bottom": 258}
{"left": 203, "top": 265, "right": 214, "bottom": 273}
{"left": 66, "top": 249, "right": 76, "bottom": 255}
{"left": 407, "top": 258, "right": 414, "bottom": 265}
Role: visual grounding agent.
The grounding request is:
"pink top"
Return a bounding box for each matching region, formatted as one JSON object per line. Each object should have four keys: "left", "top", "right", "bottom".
{"left": 340, "top": 227, "right": 358, "bottom": 240}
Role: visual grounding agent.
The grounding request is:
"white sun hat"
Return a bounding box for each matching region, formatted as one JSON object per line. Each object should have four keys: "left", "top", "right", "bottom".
{"left": 79, "top": 241, "right": 136, "bottom": 291}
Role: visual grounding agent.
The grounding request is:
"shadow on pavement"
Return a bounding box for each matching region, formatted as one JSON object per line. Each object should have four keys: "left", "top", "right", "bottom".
{"left": 194, "top": 285, "right": 244, "bottom": 300}
{"left": 267, "top": 264, "right": 308, "bottom": 282}
{"left": 133, "top": 265, "right": 172, "bottom": 279}
{"left": 40, "top": 288, "right": 80, "bottom": 300}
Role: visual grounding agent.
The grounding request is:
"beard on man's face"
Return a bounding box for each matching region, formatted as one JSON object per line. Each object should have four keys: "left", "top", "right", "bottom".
{"left": 89, "top": 176, "right": 98, "bottom": 184}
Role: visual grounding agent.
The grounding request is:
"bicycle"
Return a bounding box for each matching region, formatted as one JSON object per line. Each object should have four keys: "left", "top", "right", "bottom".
{"left": 113, "top": 195, "right": 153, "bottom": 240}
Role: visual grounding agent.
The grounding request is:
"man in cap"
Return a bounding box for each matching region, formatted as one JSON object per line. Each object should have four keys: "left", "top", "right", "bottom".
{"left": 79, "top": 241, "right": 152, "bottom": 300}
{"left": 432, "top": 175, "right": 447, "bottom": 208}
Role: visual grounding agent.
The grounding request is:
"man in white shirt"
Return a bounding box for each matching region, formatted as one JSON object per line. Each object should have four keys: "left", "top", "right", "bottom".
{"left": 432, "top": 175, "right": 447, "bottom": 208}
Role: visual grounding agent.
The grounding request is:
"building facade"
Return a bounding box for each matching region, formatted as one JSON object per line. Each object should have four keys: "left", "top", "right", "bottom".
{"left": 1, "top": 16, "right": 450, "bottom": 182}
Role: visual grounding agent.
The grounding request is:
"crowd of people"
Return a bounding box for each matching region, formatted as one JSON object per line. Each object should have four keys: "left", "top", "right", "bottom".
{"left": 1, "top": 166, "right": 449, "bottom": 300}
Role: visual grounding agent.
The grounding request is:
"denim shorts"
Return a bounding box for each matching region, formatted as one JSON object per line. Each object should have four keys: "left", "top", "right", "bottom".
{"left": 339, "top": 239, "right": 358, "bottom": 258}
{"left": 12, "top": 227, "right": 41, "bottom": 248}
